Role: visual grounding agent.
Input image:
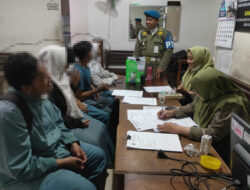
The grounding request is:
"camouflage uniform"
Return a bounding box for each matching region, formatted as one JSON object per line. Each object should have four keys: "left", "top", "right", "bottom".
{"left": 134, "top": 23, "right": 146, "bottom": 39}
{"left": 133, "top": 27, "right": 174, "bottom": 78}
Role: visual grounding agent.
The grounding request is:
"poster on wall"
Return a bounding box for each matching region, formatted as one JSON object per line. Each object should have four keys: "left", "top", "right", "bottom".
{"left": 215, "top": 0, "right": 237, "bottom": 48}
{"left": 235, "top": 0, "right": 250, "bottom": 31}
{"left": 215, "top": 48, "right": 233, "bottom": 75}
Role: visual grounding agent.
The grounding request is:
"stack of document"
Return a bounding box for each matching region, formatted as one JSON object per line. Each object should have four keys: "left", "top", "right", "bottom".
{"left": 112, "top": 89, "right": 157, "bottom": 105}
{"left": 123, "top": 97, "right": 157, "bottom": 106}
{"left": 144, "top": 86, "right": 172, "bottom": 93}
{"left": 127, "top": 109, "right": 198, "bottom": 131}
{"left": 144, "top": 86, "right": 183, "bottom": 99}
{"left": 126, "top": 131, "right": 183, "bottom": 152}
{"left": 112, "top": 89, "right": 143, "bottom": 97}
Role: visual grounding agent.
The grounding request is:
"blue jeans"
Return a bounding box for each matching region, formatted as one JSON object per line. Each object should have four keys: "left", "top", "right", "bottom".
{"left": 99, "top": 91, "right": 114, "bottom": 108}
{"left": 72, "top": 112, "right": 114, "bottom": 165}
{"left": 84, "top": 91, "right": 114, "bottom": 114}
{"left": 86, "top": 104, "right": 110, "bottom": 126}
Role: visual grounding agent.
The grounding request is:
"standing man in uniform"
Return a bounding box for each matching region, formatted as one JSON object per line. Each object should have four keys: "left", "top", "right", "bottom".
{"left": 133, "top": 9, "right": 174, "bottom": 79}
{"left": 134, "top": 18, "right": 146, "bottom": 39}
{"left": 129, "top": 19, "right": 136, "bottom": 39}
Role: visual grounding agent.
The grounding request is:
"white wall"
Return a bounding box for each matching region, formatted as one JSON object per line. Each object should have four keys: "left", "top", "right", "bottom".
{"left": 0, "top": 0, "right": 63, "bottom": 55}
{"left": 70, "top": 0, "right": 221, "bottom": 54}
{"left": 229, "top": 32, "right": 250, "bottom": 85}
{"left": 70, "top": 0, "right": 167, "bottom": 50}
{"left": 69, "top": 0, "right": 90, "bottom": 45}
{"left": 175, "top": 0, "right": 221, "bottom": 53}
{"left": 0, "top": 0, "right": 221, "bottom": 55}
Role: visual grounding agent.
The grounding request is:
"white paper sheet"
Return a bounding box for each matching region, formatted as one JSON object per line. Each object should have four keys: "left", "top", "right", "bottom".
{"left": 143, "top": 106, "right": 165, "bottom": 110}
{"left": 127, "top": 109, "right": 164, "bottom": 130}
{"left": 144, "top": 86, "right": 172, "bottom": 93}
{"left": 137, "top": 61, "right": 146, "bottom": 72}
{"left": 123, "top": 97, "right": 157, "bottom": 105}
{"left": 143, "top": 106, "right": 178, "bottom": 110}
{"left": 167, "top": 118, "right": 199, "bottom": 127}
{"left": 112, "top": 90, "right": 143, "bottom": 97}
{"left": 215, "top": 48, "right": 233, "bottom": 75}
{"left": 127, "top": 109, "right": 198, "bottom": 131}
{"left": 126, "top": 131, "right": 183, "bottom": 152}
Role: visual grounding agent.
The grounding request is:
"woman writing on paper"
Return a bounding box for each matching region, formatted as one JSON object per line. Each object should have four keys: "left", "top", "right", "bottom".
{"left": 176, "top": 46, "right": 214, "bottom": 105}
{"left": 157, "top": 67, "right": 250, "bottom": 165}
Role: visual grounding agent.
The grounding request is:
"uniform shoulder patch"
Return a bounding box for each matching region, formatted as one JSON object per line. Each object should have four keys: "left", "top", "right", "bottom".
{"left": 164, "top": 31, "right": 174, "bottom": 49}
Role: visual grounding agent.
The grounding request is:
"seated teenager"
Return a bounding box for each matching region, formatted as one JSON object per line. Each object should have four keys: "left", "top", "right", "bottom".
{"left": 73, "top": 41, "right": 114, "bottom": 114}
{"left": 38, "top": 45, "right": 114, "bottom": 165}
{"left": 157, "top": 67, "right": 250, "bottom": 165}
{"left": 68, "top": 54, "right": 110, "bottom": 126}
{"left": 0, "top": 53, "right": 107, "bottom": 190}
{"left": 176, "top": 46, "right": 214, "bottom": 105}
{"left": 88, "top": 42, "right": 123, "bottom": 86}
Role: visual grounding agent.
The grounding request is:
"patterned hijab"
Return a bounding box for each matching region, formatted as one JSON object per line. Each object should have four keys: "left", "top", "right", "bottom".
{"left": 182, "top": 46, "right": 214, "bottom": 90}
{"left": 190, "top": 67, "right": 250, "bottom": 129}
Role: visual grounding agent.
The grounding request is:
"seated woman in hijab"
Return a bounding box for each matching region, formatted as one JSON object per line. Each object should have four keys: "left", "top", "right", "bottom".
{"left": 38, "top": 45, "right": 114, "bottom": 165}
{"left": 157, "top": 67, "right": 250, "bottom": 165}
{"left": 176, "top": 46, "right": 214, "bottom": 105}
{"left": 88, "top": 42, "right": 123, "bottom": 86}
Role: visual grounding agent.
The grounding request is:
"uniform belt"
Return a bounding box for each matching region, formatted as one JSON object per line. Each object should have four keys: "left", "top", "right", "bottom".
{"left": 146, "top": 57, "right": 160, "bottom": 62}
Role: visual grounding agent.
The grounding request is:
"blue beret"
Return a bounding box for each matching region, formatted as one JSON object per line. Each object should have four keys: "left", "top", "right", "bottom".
{"left": 135, "top": 18, "right": 142, "bottom": 21}
{"left": 144, "top": 10, "right": 160, "bottom": 19}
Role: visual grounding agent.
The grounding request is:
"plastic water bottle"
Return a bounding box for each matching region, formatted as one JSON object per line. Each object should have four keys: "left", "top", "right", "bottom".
{"left": 146, "top": 67, "right": 153, "bottom": 80}
{"left": 200, "top": 134, "right": 212, "bottom": 155}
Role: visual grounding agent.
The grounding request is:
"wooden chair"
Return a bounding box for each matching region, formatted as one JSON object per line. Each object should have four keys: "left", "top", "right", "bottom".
{"left": 231, "top": 77, "right": 250, "bottom": 101}
{"left": 176, "top": 59, "right": 188, "bottom": 86}
{"left": 105, "top": 50, "right": 133, "bottom": 75}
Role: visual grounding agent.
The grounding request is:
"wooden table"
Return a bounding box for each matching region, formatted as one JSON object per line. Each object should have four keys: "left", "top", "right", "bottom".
{"left": 115, "top": 104, "right": 231, "bottom": 175}
{"left": 113, "top": 77, "right": 232, "bottom": 189}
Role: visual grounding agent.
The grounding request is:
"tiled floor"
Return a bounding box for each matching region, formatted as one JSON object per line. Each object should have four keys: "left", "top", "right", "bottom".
{"left": 105, "top": 169, "right": 114, "bottom": 190}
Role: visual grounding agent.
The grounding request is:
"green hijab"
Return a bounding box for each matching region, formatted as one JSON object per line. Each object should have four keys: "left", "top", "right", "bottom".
{"left": 190, "top": 67, "right": 250, "bottom": 129}
{"left": 182, "top": 46, "right": 214, "bottom": 90}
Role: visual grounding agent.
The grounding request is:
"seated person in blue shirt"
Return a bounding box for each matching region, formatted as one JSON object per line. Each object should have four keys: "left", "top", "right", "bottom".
{"left": 0, "top": 53, "right": 107, "bottom": 190}
{"left": 72, "top": 41, "right": 114, "bottom": 114}
{"left": 69, "top": 47, "right": 110, "bottom": 126}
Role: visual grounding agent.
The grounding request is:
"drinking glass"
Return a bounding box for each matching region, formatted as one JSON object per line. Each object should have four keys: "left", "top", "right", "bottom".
{"left": 158, "top": 91, "right": 166, "bottom": 110}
